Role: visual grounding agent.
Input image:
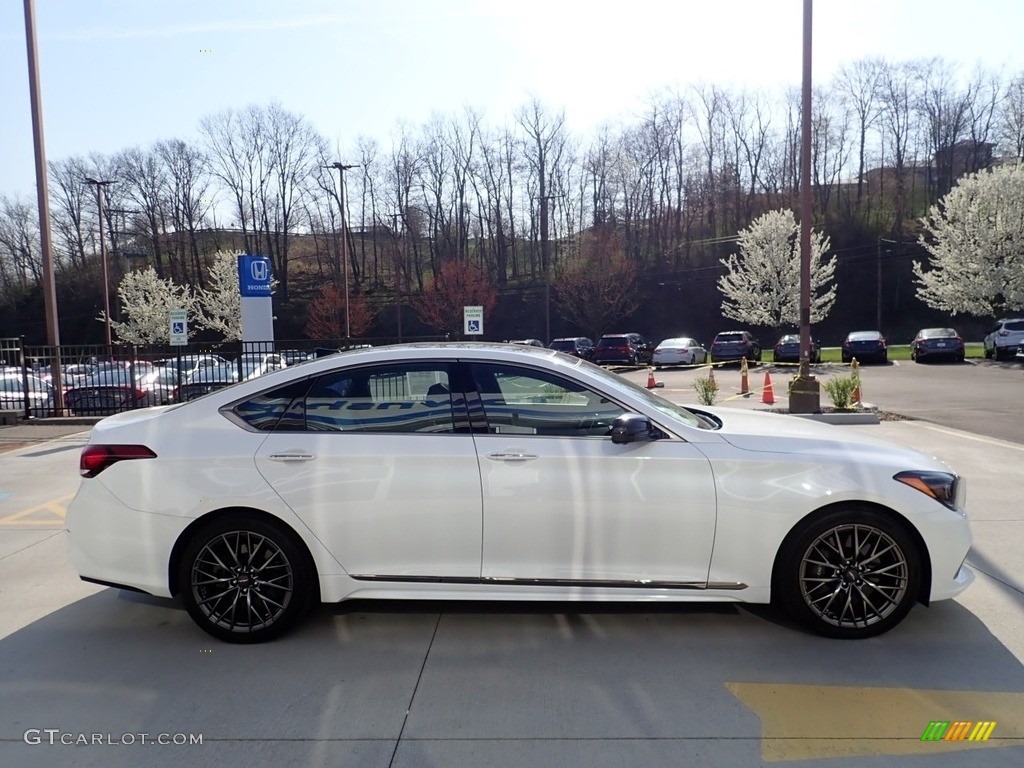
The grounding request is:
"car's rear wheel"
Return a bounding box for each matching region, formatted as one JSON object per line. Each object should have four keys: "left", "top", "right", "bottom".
{"left": 178, "top": 515, "right": 316, "bottom": 644}
{"left": 775, "top": 507, "right": 921, "bottom": 639}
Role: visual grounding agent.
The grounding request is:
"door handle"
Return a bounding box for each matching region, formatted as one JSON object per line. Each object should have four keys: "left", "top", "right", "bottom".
{"left": 486, "top": 452, "right": 538, "bottom": 462}
{"left": 268, "top": 453, "right": 317, "bottom": 462}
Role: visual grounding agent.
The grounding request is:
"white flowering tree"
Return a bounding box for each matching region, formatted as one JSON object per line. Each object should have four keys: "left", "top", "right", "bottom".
{"left": 914, "top": 163, "right": 1024, "bottom": 316}
{"left": 195, "top": 250, "right": 243, "bottom": 340}
{"left": 717, "top": 209, "right": 837, "bottom": 327}
{"left": 102, "top": 267, "right": 197, "bottom": 344}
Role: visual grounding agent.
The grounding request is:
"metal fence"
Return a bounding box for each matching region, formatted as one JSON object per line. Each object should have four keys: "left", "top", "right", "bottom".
{"left": 0, "top": 336, "right": 447, "bottom": 420}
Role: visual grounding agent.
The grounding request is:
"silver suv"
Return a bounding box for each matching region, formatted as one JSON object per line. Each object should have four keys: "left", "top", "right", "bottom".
{"left": 983, "top": 318, "right": 1024, "bottom": 360}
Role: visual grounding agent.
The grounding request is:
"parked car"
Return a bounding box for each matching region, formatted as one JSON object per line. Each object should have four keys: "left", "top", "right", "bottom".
{"left": 508, "top": 339, "right": 545, "bottom": 348}
{"left": 710, "top": 331, "right": 761, "bottom": 364}
{"left": 651, "top": 337, "right": 707, "bottom": 367}
{"left": 983, "top": 318, "right": 1024, "bottom": 361}
{"left": 34, "top": 363, "right": 94, "bottom": 389}
{"left": 842, "top": 330, "right": 888, "bottom": 364}
{"left": 65, "top": 366, "right": 178, "bottom": 415}
{"left": 911, "top": 328, "right": 965, "bottom": 363}
{"left": 175, "top": 364, "right": 239, "bottom": 402}
{"left": 592, "top": 333, "right": 653, "bottom": 366}
{"left": 549, "top": 337, "right": 595, "bottom": 359}
{"left": 0, "top": 373, "right": 53, "bottom": 417}
{"left": 67, "top": 342, "right": 973, "bottom": 643}
{"left": 156, "top": 354, "right": 230, "bottom": 378}
{"left": 773, "top": 334, "right": 820, "bottom": 364}
{"left": 239, "top": 352, "right": 288, "bottom": 381}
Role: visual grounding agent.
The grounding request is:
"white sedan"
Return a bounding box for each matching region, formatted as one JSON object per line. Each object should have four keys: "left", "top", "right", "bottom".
{"left": 66, "top": 343, "right": 973, "bottom": 643}
{"left": 652, "top": 337, "right": 708, "bottom": 367}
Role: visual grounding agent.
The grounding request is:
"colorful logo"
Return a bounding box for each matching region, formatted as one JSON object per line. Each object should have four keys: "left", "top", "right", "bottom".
{"left": 920, "top": 721, "right": 996, "bottom": 742}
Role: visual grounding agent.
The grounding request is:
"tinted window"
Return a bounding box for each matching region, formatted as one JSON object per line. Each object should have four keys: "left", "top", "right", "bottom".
{"left": 232, "top": 379, "right": 313, "bottom": 431}
{"left": 1005, "top": 321, "right": 1024, "bottom": 332}
{"left": 304, "top": 363, "right": 457, "bottom": 433}
{"left": 470, "top": 363, "right": 626, "bottom": 437}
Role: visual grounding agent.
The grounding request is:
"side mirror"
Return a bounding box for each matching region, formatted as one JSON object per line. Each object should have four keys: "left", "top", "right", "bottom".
{"left": 610, "top": 413, "right": 659, "bottom": 444}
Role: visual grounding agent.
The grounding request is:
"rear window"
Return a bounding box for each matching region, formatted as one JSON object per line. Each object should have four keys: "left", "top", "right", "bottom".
{"left": 847, "top": 331, "right": 881, "bottom": 341}
{"left": 1005, "top": 321, "right": 1024, "bottom": 332}
{"left": 550, "top": 340, "right": 576, "bottom": 351}
{"left": 597, "top": 337, "right": 628, "bottom": 347}
{"left": 715, "top": 333, "right": 745, "bottom": 343}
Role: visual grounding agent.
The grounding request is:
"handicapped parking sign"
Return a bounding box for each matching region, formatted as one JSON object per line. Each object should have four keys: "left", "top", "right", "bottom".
{"left": 463, "top": 306, "right": 484, "bottom": 336}
{"left": 169, "top": 308, "right": 188, "bottom": 346}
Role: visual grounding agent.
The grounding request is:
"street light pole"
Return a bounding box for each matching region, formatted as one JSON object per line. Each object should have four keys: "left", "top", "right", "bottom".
{"left": 327, "top": 162, "right": 359, "bottom": 342}
{"left": 86, "top": 177, "right": 115, "bottom": 349}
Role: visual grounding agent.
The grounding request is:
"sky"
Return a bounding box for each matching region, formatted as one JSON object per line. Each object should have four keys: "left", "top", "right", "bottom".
{"left": 3, "top": 0, "right": 1024, "bottom": 199}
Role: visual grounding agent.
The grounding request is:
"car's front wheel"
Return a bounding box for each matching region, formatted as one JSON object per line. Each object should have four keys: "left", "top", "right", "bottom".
{"left": 775, "top": 507, "right": 921, "bottom": 639}
{"left": 178, "top": 515, "right": 316, "bottom": 643}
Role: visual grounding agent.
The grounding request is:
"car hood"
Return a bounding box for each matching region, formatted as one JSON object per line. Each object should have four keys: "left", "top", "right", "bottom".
{"left": 692, "top": 407, "right": 951, "bottom": 471}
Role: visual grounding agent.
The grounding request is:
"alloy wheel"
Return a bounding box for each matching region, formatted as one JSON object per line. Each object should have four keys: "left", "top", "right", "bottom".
{"left": 189, "top": 529, "right": 295, "bottom": 635}
{"left": 798, "top": 523, "right": 909, "bottom": 630}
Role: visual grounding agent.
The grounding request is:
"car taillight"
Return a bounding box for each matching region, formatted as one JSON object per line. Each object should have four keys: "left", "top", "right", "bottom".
{"left": 998, "top": 330, "right": 1009, "bottom": 336}
{"left": 80, "top": 444, "right": 157, "bottom": 477}
{"left": 133, "top": 387, "right": 148, "bottom": 399}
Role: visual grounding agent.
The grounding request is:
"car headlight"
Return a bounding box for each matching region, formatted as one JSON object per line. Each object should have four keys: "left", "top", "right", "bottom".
{"left": 893, "top": 470, "right": 963, "bottom": 510}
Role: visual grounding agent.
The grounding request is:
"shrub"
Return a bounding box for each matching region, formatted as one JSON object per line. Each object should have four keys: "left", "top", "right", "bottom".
{"left": 693, "top": 372, "right": 719, "bottom": 405}
{"left": 823, "top": 373, "right": 860, "bottom": 410}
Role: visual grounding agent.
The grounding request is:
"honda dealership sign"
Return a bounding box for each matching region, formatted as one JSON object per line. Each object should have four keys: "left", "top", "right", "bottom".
{"left": 238, "top": 254, "right": 274, "bottom": 342}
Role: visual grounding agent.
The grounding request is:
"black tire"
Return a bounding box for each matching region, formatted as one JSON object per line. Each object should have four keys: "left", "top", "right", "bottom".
{"left": 178, "top": 515, "right": 316, "bottom": 644}
{"left": 994, "top": 347, "right": 1006, "bottom": 361}
{"left": 774, "top": 507, "right": 922, "bottom": 639}
{"left": 984, "top": 345, "right": 993, "bottom": 360}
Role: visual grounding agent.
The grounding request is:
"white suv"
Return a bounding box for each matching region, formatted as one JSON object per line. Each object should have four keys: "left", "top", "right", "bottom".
{"left": 983, "top": 318, "right": 1024, "bottom": 360}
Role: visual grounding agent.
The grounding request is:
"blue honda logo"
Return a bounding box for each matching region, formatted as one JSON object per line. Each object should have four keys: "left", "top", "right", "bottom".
{"left": 238, "top": 254, "right": 273, "bottom": 297}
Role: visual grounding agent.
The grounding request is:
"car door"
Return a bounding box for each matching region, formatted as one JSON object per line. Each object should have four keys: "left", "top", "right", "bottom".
{"left": 254, "top": 361, "right": 483, "bottom": 579}
{"left": 468, "top": 362, "right": 717, "bottom": 586}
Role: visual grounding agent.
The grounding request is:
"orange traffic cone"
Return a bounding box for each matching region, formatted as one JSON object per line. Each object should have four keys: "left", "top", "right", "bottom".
{"left": 762, "top": 370, "right": 775, "bottom": 405}
{"left": 646, "top": 367, "right": 658, "bottom": 389}
{"left": 708, "top": 366, "right": 716, "bottom": 389}
{"left": 850, "top": 358, "right": 861, "bottom": 405}
{"left": 740, "top": 357, "right": 749, "bottom": 396}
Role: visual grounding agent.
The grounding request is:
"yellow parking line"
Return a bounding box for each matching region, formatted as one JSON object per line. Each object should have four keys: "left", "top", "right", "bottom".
{"left": 726, "top": 682, "right": 1024, "bottom": 761}
{"left": 0, "top": 493, "right": 74, "bottom": 526}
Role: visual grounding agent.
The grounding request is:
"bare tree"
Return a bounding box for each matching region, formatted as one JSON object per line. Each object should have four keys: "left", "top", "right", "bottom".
{"left": 998, "top": 71, "right": 1024, "bottom": 159}
{"left": 157, "top": 138, "right": 213, "bottom": 287}
{"left": 834, "top": 58, "right": 883, "bottom": 206}
{"left": 878, "top": 59, "right": 919, "bottom": 233}
{"left": 516, "top": 98, "right": 567, "bottom": 282}
{"left": 0, "top": 194, "right": 41, "bottom": 300}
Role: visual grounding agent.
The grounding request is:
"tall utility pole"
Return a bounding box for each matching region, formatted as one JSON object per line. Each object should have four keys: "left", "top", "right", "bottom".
{"left": 24, "top": 0, "right": 63, "bottom": 411}
{"left": 327, "top": 162, "right": 359, "bottom": 341}
{"left": 536, "top": 194, "right": 561, "bottom": 344}
{"left": 789, "top": 0, "right": 821, "bottom": 413}
{"left": 799, "top": 0, "right": 813, "bottom": 365}
{"left": 86, "top": 177, "right": 116, "bottom": 348}
{"left": 389, "top": 212, "right": 407, "bottom": 341}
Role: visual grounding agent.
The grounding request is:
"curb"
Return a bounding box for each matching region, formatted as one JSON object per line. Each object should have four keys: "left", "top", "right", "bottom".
{"left": 791, "top": 412, "right": 881, "bottom": 425}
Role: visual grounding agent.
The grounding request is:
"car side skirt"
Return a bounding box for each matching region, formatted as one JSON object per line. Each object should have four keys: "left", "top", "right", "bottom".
{"left": 348, "top": 574, "right": 747, "bottom": 591}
